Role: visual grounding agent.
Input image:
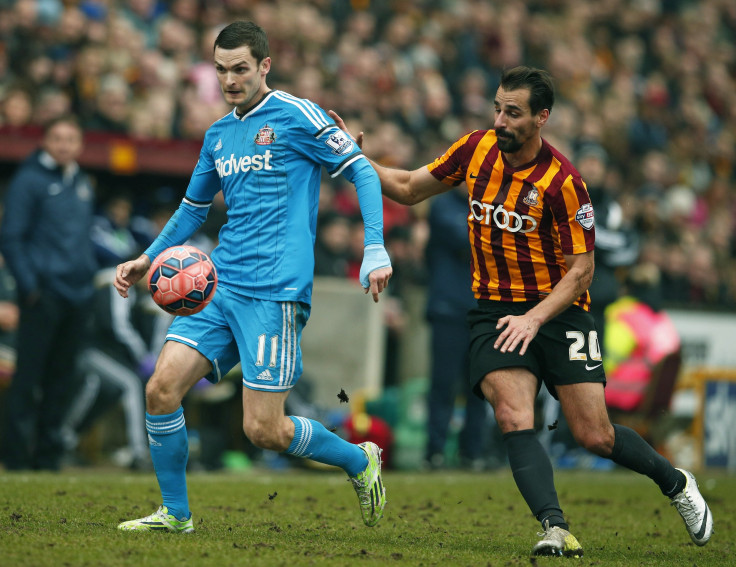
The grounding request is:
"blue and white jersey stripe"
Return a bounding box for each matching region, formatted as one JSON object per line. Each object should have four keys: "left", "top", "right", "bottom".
{"left": 272, "top": 91, "right": 330, "bottom": 131}
{"left": 182, "top": 196, "right": 212, "bottom": 208}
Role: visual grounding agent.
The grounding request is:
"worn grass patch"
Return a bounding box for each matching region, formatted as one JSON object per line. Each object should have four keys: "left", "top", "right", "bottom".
{"left": 0, "top": 468, "right": 733, "bottom": 566}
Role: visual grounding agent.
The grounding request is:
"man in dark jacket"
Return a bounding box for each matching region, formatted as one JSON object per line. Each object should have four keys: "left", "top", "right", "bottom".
{"left": 424, "top": 186, "right": 490, "bottom": 469}
{"left": 576, "top": 145, "right": 640, "bottom": 352}
{"left": 0, "top": 114, "right": 97, "bottom": 470}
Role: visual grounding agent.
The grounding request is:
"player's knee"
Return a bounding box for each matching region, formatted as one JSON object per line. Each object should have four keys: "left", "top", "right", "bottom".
{"left": 145, "top": 375, "right": 182, "bottom": 414}
{"left": 574, "top": 426, "right": 615, "bottom": 456}
{"left": 493, "top": 404, "right": 534, "bottom": 434}
{"left": 243, "top": 417, "right": 287, "bottom": 451}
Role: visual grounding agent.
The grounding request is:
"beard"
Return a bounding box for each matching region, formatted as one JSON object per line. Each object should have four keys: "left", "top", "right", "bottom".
{"left": 496, "top": 130, "right": 523, "bottom": 153}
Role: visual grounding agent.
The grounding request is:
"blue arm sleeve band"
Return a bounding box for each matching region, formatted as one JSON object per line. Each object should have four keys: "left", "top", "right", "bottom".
{"left": 143, "top": 199, "right": 209, "bottom": 261}
{"left": 359, "top": 244, "right": 392, "bottom": 289}
{"left": 342, "top": 157, "right": 384, "bottom": 246}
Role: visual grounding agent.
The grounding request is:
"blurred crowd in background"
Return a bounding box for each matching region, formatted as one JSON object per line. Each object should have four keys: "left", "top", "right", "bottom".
{"left": 1, "top": 0, "right": 735, "bottom": 311}
{"left": 0, "top": 0, "right": 735, "bottom": 468}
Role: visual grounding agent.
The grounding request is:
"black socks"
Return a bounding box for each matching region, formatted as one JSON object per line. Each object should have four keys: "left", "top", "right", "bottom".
{"left": 504, "top": 429, "right": 568, "bottom": 530}
{"left": 502, "top": 424, "right": 686, "bottom": 534}
{"left": 609, "top": 424, "right": 685, "bottom": 497}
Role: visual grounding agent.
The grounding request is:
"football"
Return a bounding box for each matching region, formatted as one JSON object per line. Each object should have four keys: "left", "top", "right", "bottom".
{"left": 148, "top": 245, "right": 218, "bottom": 316}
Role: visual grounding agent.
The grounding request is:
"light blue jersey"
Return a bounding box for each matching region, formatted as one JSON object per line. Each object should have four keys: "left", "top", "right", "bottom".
{"left": 145, "top": 90, "right": 384, "bottom": 304}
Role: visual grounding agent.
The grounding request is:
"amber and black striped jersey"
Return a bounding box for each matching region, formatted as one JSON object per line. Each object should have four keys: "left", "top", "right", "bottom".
{"left": 427, "top": 129, "right": 595, "bottom": 311}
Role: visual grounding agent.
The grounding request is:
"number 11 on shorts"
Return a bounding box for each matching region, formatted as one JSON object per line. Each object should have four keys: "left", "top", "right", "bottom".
{"left": 256, "top": 334, "right": 278, "bottom": 367}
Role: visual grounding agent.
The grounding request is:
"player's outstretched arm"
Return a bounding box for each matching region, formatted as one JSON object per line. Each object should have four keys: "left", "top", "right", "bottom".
{"left": 114, "top": 254, "right": 152, "bottom": 298}
{"left": 328, "top": 110, "right": 449, "bottom": 206}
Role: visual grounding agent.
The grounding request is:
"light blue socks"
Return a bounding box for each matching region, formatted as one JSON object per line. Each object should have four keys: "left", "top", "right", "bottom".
{"left": 146, "top": 407, "right": 190, "bottom": 520}
{"left": 285, "top": 416, "right": 367, "bottom": 476}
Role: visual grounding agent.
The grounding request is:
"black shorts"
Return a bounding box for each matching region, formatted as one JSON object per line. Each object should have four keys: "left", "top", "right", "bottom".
{"left": 468, "top": 300, "right": 606, "bottom": 400}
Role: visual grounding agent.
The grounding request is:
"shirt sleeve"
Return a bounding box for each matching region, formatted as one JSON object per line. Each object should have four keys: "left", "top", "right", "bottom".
{"left": 342, "top": 157, "right": 384, "bottom": 246}
{"left": 426, "top": 131, "right": 478, "bottom": 186}
{"left": 281, "top": 95, "right": 385, "bottom": 245}
{"left": 279, "top": 94, "right": 366, "bottom": 177}
{"left": 549, "top": 174, "right": 596, "bottom": 255}
{"left": 182, "top": 141, "right": 222, "bottom": 204}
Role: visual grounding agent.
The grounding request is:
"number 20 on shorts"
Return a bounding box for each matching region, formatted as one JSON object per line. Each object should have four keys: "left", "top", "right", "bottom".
{"left": 566, "top": 330, "right": 602, "bottom": 362}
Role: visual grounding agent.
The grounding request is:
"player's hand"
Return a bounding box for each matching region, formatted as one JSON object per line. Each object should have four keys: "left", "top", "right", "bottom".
{"left": 114, "top": 254, "right": 151, "bottom": 298}
{"left": 327, "top": 110, "right": 363, "bottom": 149}
{"left": 359, "top": 244, "right": 392, "bottom": 303}
{"left": 365, "top": 265, "right": 393, "bottom": 303}
{"left": 494, "top": 313, "right": 542, "bottom": 356}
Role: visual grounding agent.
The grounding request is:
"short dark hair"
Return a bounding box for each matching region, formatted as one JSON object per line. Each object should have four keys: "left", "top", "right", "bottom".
{"left": 44, "top": 114, "right": 82, "bottom": 134}
{"left": 500, "top": 66, "right": 555, "bottom": 115}
{"left": 214, "top": 21, "right": 270, "bottom": 62}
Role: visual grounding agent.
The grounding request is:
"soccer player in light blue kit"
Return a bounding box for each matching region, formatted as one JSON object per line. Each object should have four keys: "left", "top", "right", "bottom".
{"left": 114, "top": 21, "right": 391, "bottom": 533}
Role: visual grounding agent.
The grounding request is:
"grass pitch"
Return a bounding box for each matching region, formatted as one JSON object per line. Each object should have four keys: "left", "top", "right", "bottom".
{"left": 0, "top": 467, "right": 733, "bottom": 566}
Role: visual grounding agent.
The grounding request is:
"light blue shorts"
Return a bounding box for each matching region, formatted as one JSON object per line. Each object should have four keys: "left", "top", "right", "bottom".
{"left": 166, "top": 285, "right": 311, "bottom": 392}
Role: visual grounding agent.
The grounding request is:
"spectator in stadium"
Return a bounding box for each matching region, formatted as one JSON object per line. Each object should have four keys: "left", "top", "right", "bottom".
{"left": 33, "top": 87, "right": 73, "bottom": 128}
{"left": 329, "top": 66, "right": 713, "bottom": 557}
{"left": 603, "top": 274, "right": 681, "bottom": 415}
{"left": 61, "top": 274, "right": 158, "bottom": 470}
{"left": 112, "top": 21, "right": 391, "bottom": 534}
{"left": 90, "top": 191, "right": 148, "bottom": 269}
{"left": 379, "top": 224, "right": 422, "bottom": 389}
{"left": 0, "top": 114, "right": 97, "bottom": 471}
{"left": 84, "top": 74, "right": 132, "bottom": 134}
{"left": 313, "top": 211, "right": 351, "bottom": 278}
{"left": 58, "top": 189, "right": 161, "bottom": 468}
{"left": 423, "top": 186, "right": 490, "bottom": 471}
{"left": 576, "top": 144, "right": 640, "bottom": 352}
{"left": 120, "top": 0, "right": 164, "bottom": 49}
{"left": 0, "top": 86, "right": 34, "bottom": 129}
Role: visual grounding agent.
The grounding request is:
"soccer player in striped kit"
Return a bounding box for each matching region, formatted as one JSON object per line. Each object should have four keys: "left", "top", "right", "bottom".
{"left": 114, "top": 21, "right": 390, "bottom": 533}
{"left": 330, "top": 66, "right": 712, "bottom": 556}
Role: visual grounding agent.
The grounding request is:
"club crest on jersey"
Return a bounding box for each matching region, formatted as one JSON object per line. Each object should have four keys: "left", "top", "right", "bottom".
{"left": 575, "top": 203, "right": 595, "bottom": 230}
{"left": 254, "top": 124, "right": 276, "bottom": 145}
{"left": 325, "top": 130, "right": 354, "bottom": 155}
{"left": 523, "top": 186, "right": 540, "bottom": 206}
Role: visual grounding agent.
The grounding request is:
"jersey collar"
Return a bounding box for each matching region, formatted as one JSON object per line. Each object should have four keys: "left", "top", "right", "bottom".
{"left": 233, "top": 90, "right": 275, "bottom": 121}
